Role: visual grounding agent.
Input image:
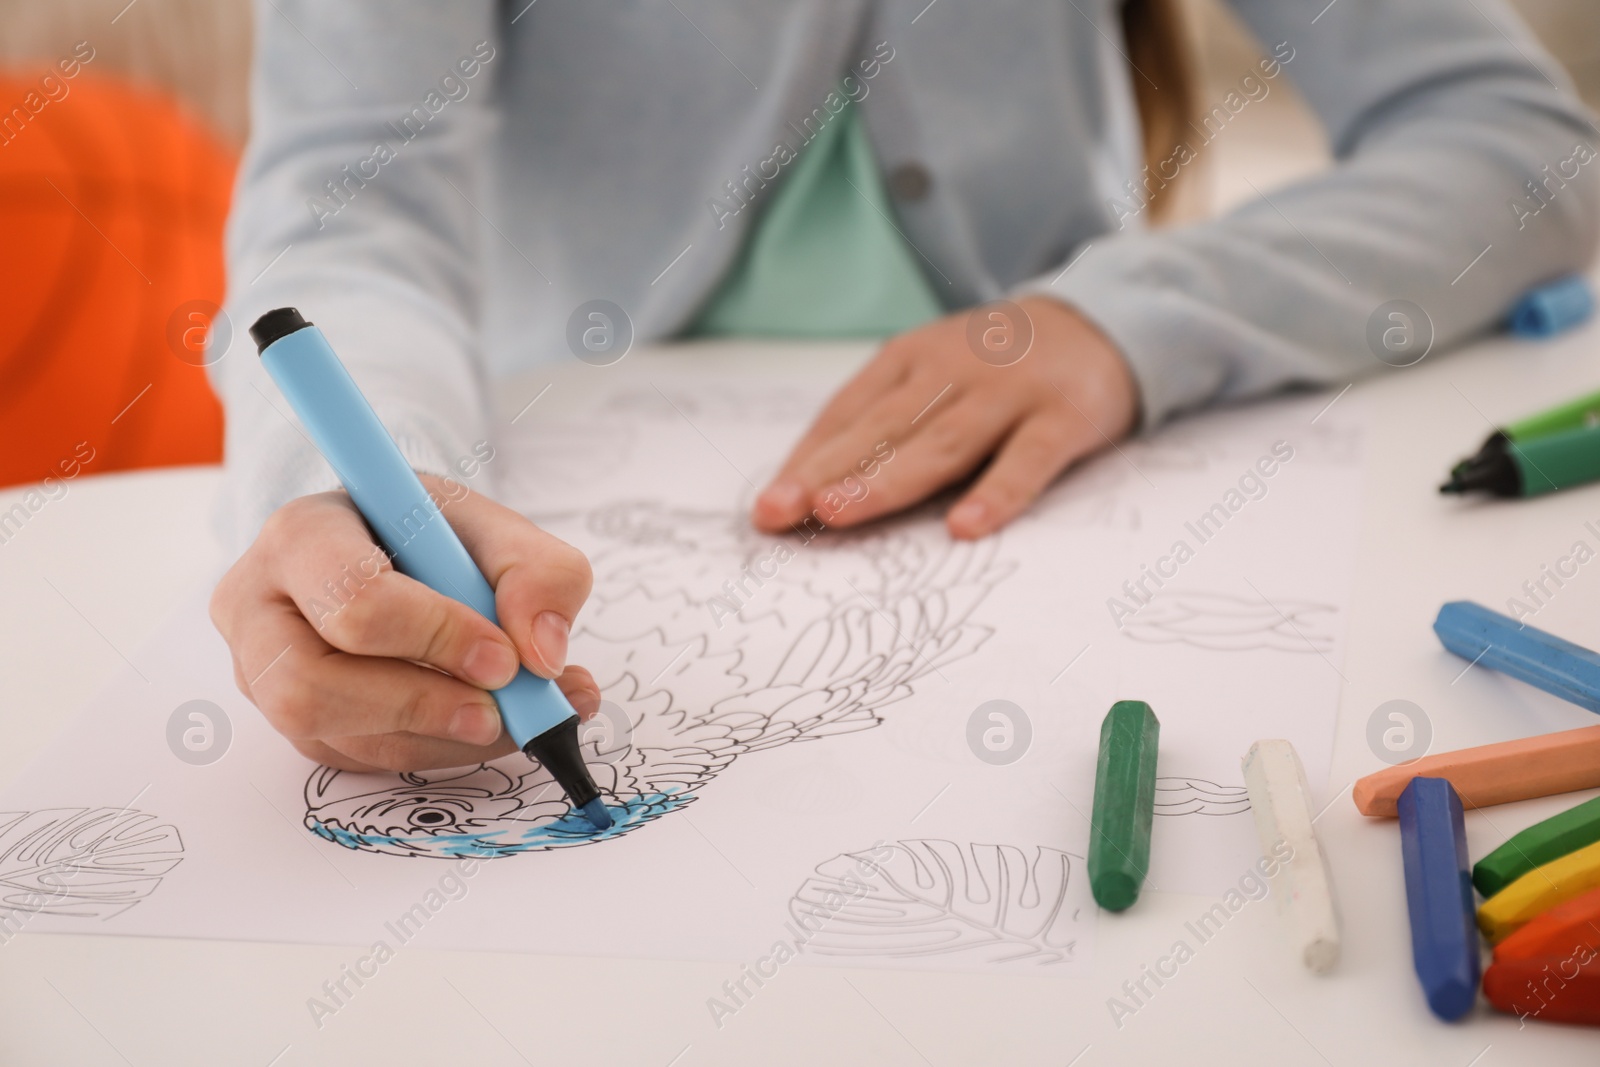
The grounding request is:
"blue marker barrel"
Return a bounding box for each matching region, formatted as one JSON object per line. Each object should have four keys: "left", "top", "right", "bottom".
{"left": 1397, "top": 776, "right": 1480, "bottom": 1021}
{"left": 1434, "top": 601, "right": 1600, "bottom": 714}
{"left": 1509, "top": 275, "right": 1594, "bottom": 339}
{"left": 251, "top": 308, "right": 610, "bottom": 829}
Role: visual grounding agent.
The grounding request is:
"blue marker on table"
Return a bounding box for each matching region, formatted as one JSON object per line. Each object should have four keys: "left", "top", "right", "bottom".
{"left": 250, "top": 308, "right": 612, "bottom": 830}
{"left": 1509, "top": 274, "right": 1594, "bottom": 339}
{"left": 1397, "top": 776, "right": 1480, "bottom": 1021}
{"left": 1434, "top": 601, "right": 1600, "bottom": 715}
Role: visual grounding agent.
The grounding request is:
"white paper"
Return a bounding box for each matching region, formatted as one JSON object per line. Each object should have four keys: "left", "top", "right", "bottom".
{"left": 0, "top": 354, "right": 1363, "bottom": 979}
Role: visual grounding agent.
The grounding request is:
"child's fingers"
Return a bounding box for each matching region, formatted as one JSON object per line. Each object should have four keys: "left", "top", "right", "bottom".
{"left": 814, "top": 398, "right": 1014, "bottom": 529}
{"left": 752, "top": 346, "right": 915, "bottom": 530}
{"left": 946, "top": 411, "right": 1096, "bottom": 539}
{"left": 432, "top": 484, "right": 593, "bottom": 680}
{"left": 262, "top": 491, "right": 522, "bottom": 690}
{"left": 765, "top": 380, "right": 961, "bottom": 524}
{"left": 286, "top": 736, "right": 381, "bottom": 773}
{"left": 281, "top": 659, "right": 604, "bottom": 774}
{"left": 236, "top": 599, "right": 511, "bottom": 752}
{"left": 773, "top": 343, "right": 913, "bottom": 459}
{"left": 287, "top": 734, "right": 518, "bottom": 774}
{"left": 557, "top": 664, "right": 603, "bottom": 720}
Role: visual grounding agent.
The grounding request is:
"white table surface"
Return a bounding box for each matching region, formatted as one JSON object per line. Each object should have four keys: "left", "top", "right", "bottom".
{"left": 5, "top": 319, "right": 1600, "bottom": 1066}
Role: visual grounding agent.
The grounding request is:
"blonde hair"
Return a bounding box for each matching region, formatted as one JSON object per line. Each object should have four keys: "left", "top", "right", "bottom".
{"left": 1121, "top": 0, "right": 1204, "bottom": 225}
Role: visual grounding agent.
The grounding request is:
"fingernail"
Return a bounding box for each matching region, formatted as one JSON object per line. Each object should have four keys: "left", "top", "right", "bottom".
{"left": 948, "top": 499, "right": 989, "bottom": 536}
{"left": 757, "top": 479, "right": 806, "bottom": 516}
{"left": 530, "top": 611, "right": 570, "bottom": 678}
{"left": 462, "top": 639, "right": 518, "bottom": 688}
{"left": 450, "top": 703, "right": 502, "bottom": 746}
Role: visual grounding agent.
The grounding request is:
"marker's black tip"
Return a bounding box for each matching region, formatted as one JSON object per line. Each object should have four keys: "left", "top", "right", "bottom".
{"left": 522, "top": 716, "right": 604, "bottom": 819}
{"left": 249, "top": 307, "right": 312, "bottom": 354}
{"left": 1439, "top": 481, "right": 1462, "bottom": 495}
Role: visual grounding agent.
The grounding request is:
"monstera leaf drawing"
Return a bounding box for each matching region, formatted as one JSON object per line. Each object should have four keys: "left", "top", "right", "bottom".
{"left": 1153, "top": 777, "right": 1251, "bottom": 817}
{"left": 0, "top": 807, "right": 184, "bottom": 921}
{"left": 789, "top": 839, "right": 1084, "bottom": 966}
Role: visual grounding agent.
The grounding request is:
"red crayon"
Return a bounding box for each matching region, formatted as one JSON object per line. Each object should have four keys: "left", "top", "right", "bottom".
{"left": 1483, "top": 954, "right": 1600, "bottom": 1026}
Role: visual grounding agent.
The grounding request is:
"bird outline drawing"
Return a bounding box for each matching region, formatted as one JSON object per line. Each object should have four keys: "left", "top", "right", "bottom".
{"left": 304, "top": 500, "right": 1017, "bottom": 858}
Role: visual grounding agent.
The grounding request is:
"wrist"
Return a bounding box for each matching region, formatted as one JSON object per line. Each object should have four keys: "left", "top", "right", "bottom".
{"left": 1017, "top": 295, "right": 1142, "bottom": 438}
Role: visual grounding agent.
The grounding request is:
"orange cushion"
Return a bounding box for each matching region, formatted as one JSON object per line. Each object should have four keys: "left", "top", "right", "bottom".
{"left": 0, "top": 71, "right": 233, "bottom": 488}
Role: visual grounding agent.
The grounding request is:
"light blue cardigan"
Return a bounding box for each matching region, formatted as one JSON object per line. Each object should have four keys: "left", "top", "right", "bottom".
{"left": 215, "top": 0, "right": 1599, "bottom": 545}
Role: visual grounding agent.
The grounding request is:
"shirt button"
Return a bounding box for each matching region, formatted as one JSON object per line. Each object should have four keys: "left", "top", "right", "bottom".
{"left": 887, "top": 162, "right": 932, "bottom": 202}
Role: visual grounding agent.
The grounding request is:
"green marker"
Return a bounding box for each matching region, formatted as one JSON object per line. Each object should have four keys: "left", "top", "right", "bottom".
{"left": 1505, "top": 386, "right": 1600, "bottom": 441}
{"left": 1088, "top": 700, "right": 1160, "bottom": 911}
{"left": 1449, "top": 385, "right": 1600, "bottom": 480}
{"left": 1473, "top": 795, "right": 1600, "bottom": 898}
{"left": 1442, "top": 421, "right": 1600, "bottom": 497}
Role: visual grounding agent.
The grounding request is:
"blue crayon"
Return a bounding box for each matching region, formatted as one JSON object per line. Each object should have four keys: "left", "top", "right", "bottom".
{"left": 1434, "top": 601, "right": 1600, "bottom": 714}
{"left": 1397, "top": 776, "right": 1480, "bottom": 1021}
{"left": 1509, "top": 274, "right": 1594, "bottom": 339}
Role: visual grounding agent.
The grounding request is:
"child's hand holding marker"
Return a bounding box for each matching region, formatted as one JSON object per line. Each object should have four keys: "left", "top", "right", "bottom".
{"left": 752, "top": 297, "right": 1139, "bottom": 540}
{"left": 210, "top": 473, "right": 602, "bottom": 774}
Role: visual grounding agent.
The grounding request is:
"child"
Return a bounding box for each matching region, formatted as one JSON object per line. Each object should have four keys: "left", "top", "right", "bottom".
{"left": 210, "top": 0, "right": 1598, "bottom": 772}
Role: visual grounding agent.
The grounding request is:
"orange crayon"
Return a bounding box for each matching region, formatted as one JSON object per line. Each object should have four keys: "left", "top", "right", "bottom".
{"left": 1352, "top": 724, "right": 1600, "bottom": 817}
{"left": 1495, "top": 885, "right": 1600, "bottom": 965}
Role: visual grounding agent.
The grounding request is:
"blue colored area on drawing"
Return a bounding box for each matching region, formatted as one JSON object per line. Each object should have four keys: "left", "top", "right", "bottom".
{"left": 1433, "top": 600, "right": 1600, "bottom": 714}
{"left": 308, "top": 790, "right": 692, "bottom": 858}
{"left": 578, "top": 797, "right": 613, "bottom": 830}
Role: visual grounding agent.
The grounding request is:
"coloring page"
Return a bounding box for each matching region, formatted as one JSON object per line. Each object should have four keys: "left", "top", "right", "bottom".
{"left": 0, "top": 351, "right": 1362, "bottom": 978}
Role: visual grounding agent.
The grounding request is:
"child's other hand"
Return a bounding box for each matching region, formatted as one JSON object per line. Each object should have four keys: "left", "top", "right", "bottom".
{"left": 751, "top": 297, "right": 1140, "bottom": 539}
{"left": 210, "top": 475, "right": 599, "bottom": 772}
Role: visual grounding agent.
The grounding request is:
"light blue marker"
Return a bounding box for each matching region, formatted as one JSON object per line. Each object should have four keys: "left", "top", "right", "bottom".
{"left": 1508, "top": 274, "right": 1594, "bottom": 339}
{"left": 1434, "top": 600, "right": 1600, "bottom": 715}
{"left": 250, "top": 308, "right": 611, "bottom": 829}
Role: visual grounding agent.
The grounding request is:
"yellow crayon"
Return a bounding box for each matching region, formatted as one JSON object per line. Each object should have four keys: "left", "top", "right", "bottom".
{"left": 1477, "top": 838, "right": 1600, "bottom": 944}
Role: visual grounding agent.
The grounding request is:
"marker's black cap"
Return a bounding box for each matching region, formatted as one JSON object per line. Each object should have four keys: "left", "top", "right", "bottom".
{"left": 250, "top": 308, "right": 313, "bottom": 354}
{"left": 1440, "top": 440, "right": 1517, "bottom": 496}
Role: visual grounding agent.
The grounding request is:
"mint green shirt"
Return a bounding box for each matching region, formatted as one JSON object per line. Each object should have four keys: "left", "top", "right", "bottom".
{"left": 690, "top": 99, "right": 944, "bottom": 339}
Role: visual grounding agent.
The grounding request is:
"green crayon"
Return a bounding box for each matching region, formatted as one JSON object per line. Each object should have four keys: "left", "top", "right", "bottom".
{"left": 1089, "top": 700, "right": 1160, "bottom": 911}
{"left": 1473, "top": 795, "right": 1600, "bottom": 898}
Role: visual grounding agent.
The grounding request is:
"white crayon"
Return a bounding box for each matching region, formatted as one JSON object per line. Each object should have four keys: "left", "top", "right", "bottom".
{"left": 1242, "top": 739, "right": 1341, "bottom": 974}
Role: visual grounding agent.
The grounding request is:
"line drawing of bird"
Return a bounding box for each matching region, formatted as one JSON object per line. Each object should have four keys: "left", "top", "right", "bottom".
{"left": 304, "top": 500, "right": 1017, "bottom": 858}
